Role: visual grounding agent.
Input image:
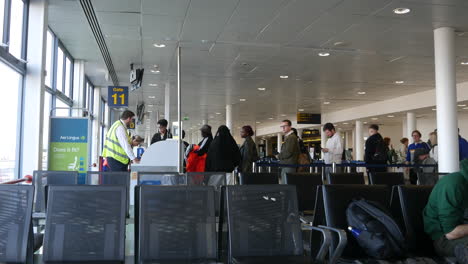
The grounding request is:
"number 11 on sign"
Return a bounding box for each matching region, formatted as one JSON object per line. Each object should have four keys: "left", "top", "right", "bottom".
{"left": 112, "top": 94, "right": 125, "bottom": 105}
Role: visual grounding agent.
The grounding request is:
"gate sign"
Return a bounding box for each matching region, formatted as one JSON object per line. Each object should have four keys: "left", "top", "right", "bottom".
{"left": 108, "top": 86, "right": 129, "bottom": 107}
{"left": 49, "top": 117, "right": 88, "bottom": 183}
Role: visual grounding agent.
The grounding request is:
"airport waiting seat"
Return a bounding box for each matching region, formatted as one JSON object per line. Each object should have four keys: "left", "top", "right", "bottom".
{"left": 322, "top": 184, "right": 391, "bottom": 259}
{"left": 86, "top": 171, "right": 131, "bottom": 215}
{"left": 417, "top": 172, "right": 447, "bottom": 186}
{"left": 285, "top": 173, "right": 322, "bottom": 213}
{"left": 0, "top": 185, "right": 34, "bottom": 263}
{"left": 136, "top": 186, "right": 217, "bottom": 264}
{"left": 397, "top": 185, "right": 435, "bottom": 257}
{"left": 327, "top": 172, "right": 365, "bottom": 184}
{"left": 33, "top": 170, "right": 78, "bottom": 212}
{"left": 369, "top": 172, "right": 405, "bottom": 186}
{"left": 43, "top": 185, "right": 126, "bottom": 262}
{"left": 137, "top": 171, "right": 185, "bottom": 186}
{"left": 224, "top": 185, "right": 329, "bottom": 264}
{"left": 187, "top": 172, "right": 231, "bottom": 216}
{"left": 239, "top": 172, "right": 278, "bottom": 185}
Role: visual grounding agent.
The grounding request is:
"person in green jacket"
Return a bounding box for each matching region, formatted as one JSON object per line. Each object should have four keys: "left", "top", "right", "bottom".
{"left": 278, "top": 120, "right": 300, "bottom": 184}
{"left": 423, "top": 159, "right": 468, "bottom": 261}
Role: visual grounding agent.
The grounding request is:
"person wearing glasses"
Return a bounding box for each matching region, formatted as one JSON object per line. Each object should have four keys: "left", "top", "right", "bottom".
{"left": 102, "top": 110, "right": 140, "bottom": 171}
{"left": 278, "top": 120, "right": 300, "bottom": 184}
{"left": 406, "top": 130, "right": 431, "bottom": 184}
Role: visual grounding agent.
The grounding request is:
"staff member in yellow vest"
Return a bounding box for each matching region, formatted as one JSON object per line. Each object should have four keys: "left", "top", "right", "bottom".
{"left": 102, "top": 110, "right": 140, "bottom": 171}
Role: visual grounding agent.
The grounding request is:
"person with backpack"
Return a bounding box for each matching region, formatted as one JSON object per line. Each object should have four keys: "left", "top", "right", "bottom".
{"left": 384, "top": 137, "right": 398, "bottom": 165}
{"left": 364, "top": 124, "right": 387, "bottom": 173}
{"left": 406, "top": 130, "right": 431, "bottom": 184}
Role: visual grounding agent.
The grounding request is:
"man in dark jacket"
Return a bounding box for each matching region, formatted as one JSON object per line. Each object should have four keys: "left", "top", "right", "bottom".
{"left": 150, "top": 119, "right": 172, "bottom": 145}
{"left": 278, "top": 120, "right": 300, "bottom": 184}
{"left": 364, "top": 124, "right": 387, "bottom": 173}
{"left": 423, "top": 159, "right": 468, "bottom": 262}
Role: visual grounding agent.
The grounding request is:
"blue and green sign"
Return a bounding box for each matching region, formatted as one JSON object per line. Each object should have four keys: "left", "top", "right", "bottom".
{"left": 49, "top": 118, "right": 88, "bottom": 183}
{"left": 108, "top": 86, "right": 129, "bottom": 107}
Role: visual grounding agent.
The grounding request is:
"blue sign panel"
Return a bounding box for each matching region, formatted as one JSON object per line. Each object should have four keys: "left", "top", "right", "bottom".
{"left": 108, "top": 86, "right": 129, "bottom": 107}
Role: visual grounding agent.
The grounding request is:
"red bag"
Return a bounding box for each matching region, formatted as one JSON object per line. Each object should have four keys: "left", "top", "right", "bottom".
{"left": 186, "top": 145, "right": 207, "bottom": 172}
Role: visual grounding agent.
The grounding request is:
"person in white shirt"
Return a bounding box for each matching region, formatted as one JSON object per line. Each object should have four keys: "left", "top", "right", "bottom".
{"left": 322, "top": 123, "right": 343, "bottom": 176}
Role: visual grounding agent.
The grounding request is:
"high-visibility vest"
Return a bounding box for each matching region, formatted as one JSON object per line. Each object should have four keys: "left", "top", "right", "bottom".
{"left": 102, "top": 120, "right": 131, "bottom": 164}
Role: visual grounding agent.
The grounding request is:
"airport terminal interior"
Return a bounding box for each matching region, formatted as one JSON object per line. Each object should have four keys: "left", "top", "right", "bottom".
{"left": 3, "top": 0, "right": 468, "bottom": 263}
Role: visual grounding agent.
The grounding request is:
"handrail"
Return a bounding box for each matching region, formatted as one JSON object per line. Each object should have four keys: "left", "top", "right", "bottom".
{"left": 0, "top": 175, "right": 33, "bottom": 184}
{"left": 255, "top": 162, "right": 438, "bottom": 168}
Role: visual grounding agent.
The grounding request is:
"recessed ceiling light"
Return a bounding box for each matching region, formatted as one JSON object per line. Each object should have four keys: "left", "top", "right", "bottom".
{"left": 153, "top": 43, "right": 166, "bottom": 48}
{"left": 432, "top": 108, "right": 437, "bottom": 111}
{"left": 343, "top": 122, "right": 349, "bottom": 125}
{"left": 387, "top": 115, "right": 395, "bottom": 118}
{"left": 371, "top": 117, "right": 378, "bottom": 120}
{"left": 464, "top": 107, "right": 468, "bottom": 110}
{"left": 459, "top": 104, "right": 467, "bottom": 107}
{"left": 363, "top": 122, "right": 368, "bottom": 124}
{"left": 147, "top": 104, "right": 154, "bottom": 107}
{"left": 298, "top": 109, "right": 305, "bottom": 112}
{"left": 148, "top": 96, "right": 155, "bottom": 99}
{"left": 323, "top": 102, "right": 330, "bottom": 105}
{"left": 318, "top": 52, "right": 330, "bottom": 57}
{"left": 393, "top": 7, "right": 411, "bottom": 15}
{"left": 256, "top": 121, "right": 261, "bottom": 124}
{"left": 461, "top": 62, "right": 468, "bottom": 65}
{"left": 149, "top": 83, "right": 158, "bottom": 87}
{"left": 281, "top": 114, "right": 286, "bottom": 117}
{"left": 239, "top": 98, "right": 246, "bottom": 102}
{"left": 395, "top": 81, "right": 404, "bottom": 84}
{"left": 147, "top": 110, "right": 153, "bottom": 113}
{"left": 257, "top": 87, "right": 266, "bottom": 91}
{"left": 357, "top": 91, "right": 366, "bottom": 95}
{"left": 215, "top": 112, "right": 221, "bottom": 115}
{"left": 280, "top": 75, "right": 289, "bottom": 79}
{"left": 268, "top": 117, "right": 274, "bottom": 120}
{"left": 209, "top": 116, "right": 214, "bottom": 118}
{"left": 151, "top": 70, "right": 160, "bottom": 74}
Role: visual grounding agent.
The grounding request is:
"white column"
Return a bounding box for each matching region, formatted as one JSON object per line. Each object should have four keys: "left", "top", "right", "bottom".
{"left": 226, "top": 104, "right": 233, "bottom": 130}
{"left": 321, "top": 126, "right": 327, "bottom": 159}
{"left": 355, "top": 121, "right": 364, "bottom": 161}
{"left": 434, "top": 27, "right": 459, "bottom": 172}
{"left": 72, "top": 60, "right": 85, "bottom": 117}
{"left": 164, "top": 82, "right": 170, "bottom": 123}
{"left": 406, "top": 112, "right": 416, "bottom": 140}
{"left": 277, "top": 133, "right": 282, "bottom": 153}
{"left": 21, "top": 0, "right": 48, "bottom": 175}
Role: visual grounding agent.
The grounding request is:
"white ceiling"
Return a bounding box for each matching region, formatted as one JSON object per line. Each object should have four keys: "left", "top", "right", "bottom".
{"left": 47, "top": 0, "right": 468, "bottom": 134}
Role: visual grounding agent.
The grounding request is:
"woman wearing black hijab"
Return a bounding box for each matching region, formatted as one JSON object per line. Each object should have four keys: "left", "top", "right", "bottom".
{"left": 205, "top": 125, "right": 241, "bottom": 172}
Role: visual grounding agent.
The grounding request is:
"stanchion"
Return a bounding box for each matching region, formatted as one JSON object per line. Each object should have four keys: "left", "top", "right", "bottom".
{"left": 332, "top": 162, "right": 337, "bottom": 173}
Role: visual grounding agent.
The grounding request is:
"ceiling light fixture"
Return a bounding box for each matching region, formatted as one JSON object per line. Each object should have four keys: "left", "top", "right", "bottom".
{"left": 459, "top": 104, "right": 467, "bottom": 107}
{"left": 151, "top": 70, "right": 160, "bottom": 74}
{"left": 148, "top": 96, "right": 155, "bottom": 99}
{"left": 395, "top": 81, "right": 404, "bottom": 84}
{"left": 147, "top": 110, "right": 153, "bottom": 113}
{"left": 298, "top": 109, "right": 305, "bottom": 112}
{"left": 280, "top": 75, "right": 289, "bottom": 79}
{"left": 153, "top": 43, "right": 166, "bottom": 48}
{"left": 323, "top": 101, "right": 330, "bottom": 105}
{"left": 147, "top": 104, "right": 154, "bottom": 107}
{"left": 281, "top": 114, "right": 286, "bottom": 117}
{"left": 393, "top": 7, "right": 411, "bottom": 15}
{"left": 343, "top": 122, "right": 349, "bottom": 125}
{"left": 268, "top": 117, "right": 274, "bottom": 120}
{"left": 357, "top": 91, "right": 366, "bottom": 95}
{"left": 256, "top": 121, "right": 261, "bottom": 124}
{"left": 461, "top": 62, "right": 468, "bottom": 65}
{"left": 464, "top": 107, "right": 468, "bottom": 110}
{"left": 215, "top": 112, "right": 221, "bottom": 115}
{"left": 239, "top": 98, "right": 246, "bottom": 102}
{"left": 371, "top": 117, "right": 378, "bottom": 120}
{"left": 432, "top": 108, "right": 437, "bottom": 111}
{"left": 149, "top": 83, "right": 158, "bottom": 87}
{"left": 363, "top": 122, "right": 368, "bottom": 124}
{"left": 257, "top": 87, "right": 266, "bottom": 91}
{"left": 387, "top": 115, "right": 395, "bottom": 118}
{"left": 318, "top": 52, "right": 330, "bottom": 57}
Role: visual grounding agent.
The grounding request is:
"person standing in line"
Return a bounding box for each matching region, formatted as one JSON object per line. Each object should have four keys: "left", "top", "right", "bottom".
{"left": 397, "top": 137, "right": 410, "bottom": 180}
{"left": 292, "top": 128, "right": 311, "bottom": 172}
{"left": 406, "top": 130, "right": 431, "bottom": 163}
{"left": 195, "top": 125, "right": 213, "bottom": 156}
{"left": 278, "top": 120, "right": 300, "bottom": 184}
{"left": 102, "top": 110, "right": 140, "bottom": 171}
{"left": 429, "top": 132, "right": 438, "bottom": 163}
{"left": 322, "top": 123, "right": 343, "bottom": 176}
{"left": 239, "top": 125, "right": 259, "bottom": 173}
{"left": 150, "top": 119, "right": 173, "bottom": 145}
{"left": 205, "top": 125, "right": 241, "bottom": 172}
{"left": 364, "top": 124, "right": 387, "bottom": 173}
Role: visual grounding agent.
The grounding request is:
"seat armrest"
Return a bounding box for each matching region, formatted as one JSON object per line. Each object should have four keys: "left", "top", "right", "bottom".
{"left": 301, "top": 223, "right": 331, "bottom": 262}
{"left": 318, "top": 225, "right": 347, "bottom": 264}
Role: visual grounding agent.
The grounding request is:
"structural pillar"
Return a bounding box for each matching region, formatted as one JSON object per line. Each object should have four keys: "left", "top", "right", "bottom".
{"left": 164, "top": 82, "right": 170, "bottom": 123}
{"left": 355, "top": 121, "right": 364, "bottom": 161}
{"left": 265, "top": 139, "right": 270, "bottom": 156}
{"left": 406, "top": 112, "right": 416, "bottom": 140}
{"left": 321, "top": 126, "right": 327, "bottom": 159}
{"left": 226, "top": 104, "right": 233, "bottom": 130}
{"left": 21, "top": 0, "right": 48, "bottom": 175}
{"left": 434, "top": 27, "right": 459, "bottom": 172}
{"left": 277, "top": 132, "right": 282, "bottom": 153}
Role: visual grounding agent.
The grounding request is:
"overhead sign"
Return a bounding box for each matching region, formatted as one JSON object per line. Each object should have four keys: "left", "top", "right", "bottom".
{"left": 108, "top": 86, "right": 129, "bottom": 108}
{"left": 49, "top": 117, "right": 89, "bottom": 184}
{"left": 297, "top": 113, "right": 321, "bottom": 124}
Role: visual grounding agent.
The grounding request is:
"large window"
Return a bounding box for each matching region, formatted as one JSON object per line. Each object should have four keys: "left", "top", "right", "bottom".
{"left": 45, "top": 30, "right": 53, "bottom": 87}
{"left": 1, "top": 0, "right": 28, "bottom": 60}
{"left": 0, "top": 61, "right": 22, "bottom": 182}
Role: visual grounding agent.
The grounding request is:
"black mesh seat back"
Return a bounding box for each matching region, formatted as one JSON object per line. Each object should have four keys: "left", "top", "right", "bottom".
{"left": 285, "top": 173, "right": 322, "bottom": 212}
{"left": 86, "top": 171, "right": 130, "bottom": 186}
{"left": 239, "top": 173, "right": 279, "bottom": 185}
{"left": 226, "top": 185, "right": 302, "bottom": 258}
{"left": 328, "top": 173, "right": 365, "bottom": 184}
{"left": 322, "top": 184, "right": 391, "bottom": 258}
{"left": 370, "top": 172, "right": 405, "bottom": 186}
{"left": 0, "top": 185, "right": 33, "bottom": 263}
{"left": 33, "top": 170, "right": 78, "bottom": 212}
{"left": 43, "top": 185, "right": 126, "bottom": 262}
{"left": 138, "top": 186, "right": 217, "bottom": 261}
{"left": 138, "top": 172, "right": 185, "bottom": 186}
{"left": 417, "top": 173, "right": 447, "bottom": 186}
{"left": 187, "top": 172, "right": 228, "bottom": 216}
{"left": 398, "top": 185, "right": 434, "bottom": 256}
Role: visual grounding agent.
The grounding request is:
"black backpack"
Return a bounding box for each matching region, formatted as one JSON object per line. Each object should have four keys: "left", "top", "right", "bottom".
{"left": 346, "top": 199, "right": 407, "bottom": 259}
